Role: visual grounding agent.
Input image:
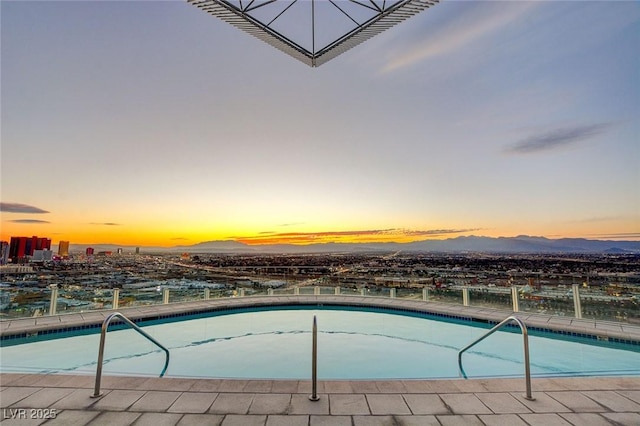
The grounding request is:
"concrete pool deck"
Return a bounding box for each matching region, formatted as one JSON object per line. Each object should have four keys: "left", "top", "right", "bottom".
{"left": 1, "top": 296, "right": 640, "bottom": 424}
{"left": 1, "top": 374, "right": 640, "bottom": 425}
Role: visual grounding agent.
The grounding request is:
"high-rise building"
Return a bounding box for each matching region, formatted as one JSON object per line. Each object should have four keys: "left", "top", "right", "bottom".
{"left": 58, "top": 241, "right": 70, "bottom": 257}
{"left": 9, "top": 236, "right": 51, "bottom": 263}
{"left": 0, "top": 241, "right": 9, "bottom": 265}
{"left": 86, "top": 247, "right": 94, "bottom": 256}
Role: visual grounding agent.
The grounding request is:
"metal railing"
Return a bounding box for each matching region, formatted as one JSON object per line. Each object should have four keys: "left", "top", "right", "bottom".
{"left": 458, "top": 315, "right": 535, "bottom": 400}
{"left": 92, "top": 312, "right": 170, "bottom": 398}
{"left": 309, "top": 315, "right": 319, "bottom": 401}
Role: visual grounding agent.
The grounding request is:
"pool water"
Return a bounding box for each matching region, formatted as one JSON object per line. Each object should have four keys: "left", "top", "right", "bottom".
{"left": 1, "top": 307, "right": 639, "bottom": 379}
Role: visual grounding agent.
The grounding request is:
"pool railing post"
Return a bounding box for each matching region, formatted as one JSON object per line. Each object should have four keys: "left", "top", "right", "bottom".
{"left": 511, "top": 286, "right": 520, "bottom": 312}
{"left": 48, "top": 284, "right": 58, "bottom": 316}
{"left": 309, "top": 315, "right": 319, "bottom": 401}
{"left": 572, "top": 283, "right": 582, "bottom": 319}
{"left": 112, "top": 288, "right": 120, "bottom": 309}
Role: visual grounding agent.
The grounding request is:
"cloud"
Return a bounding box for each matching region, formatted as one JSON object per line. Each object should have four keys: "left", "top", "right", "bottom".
{"left": 171, "top": 237, "right": 189, "bottom": 241}
{"left": 403, "top": 228, "right": 482, "bottom": 237}
{"left": 588, "top": 232, "right": 640, "bottom": 239}
{"left": 89, "top": 222, "right": 122, "bottom": 226}
{"left": 234, "top": 228, "right": 479, "bottom": 244}
{"left": 382, "top": 2, "right": 538, "bottom": 73}
{"left": 505, "top": 123, "right": 612, "bottom": 154}
{"left": 9, "top": 219, "right": 50, "bottom": 224}
{"left": 0, "top": 202, "right": 49, "bottom": 214}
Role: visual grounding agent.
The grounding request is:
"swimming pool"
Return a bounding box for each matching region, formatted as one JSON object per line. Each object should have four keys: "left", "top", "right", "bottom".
{"left": 1, "top": 305, "right": 639, "bottom": 379}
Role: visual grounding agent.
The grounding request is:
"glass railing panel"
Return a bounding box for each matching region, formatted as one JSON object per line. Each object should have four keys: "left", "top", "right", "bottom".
{"left": 118, "top": 288, "right": 164, "bottom": 308}
{"left": 580, "top": 292, "right": 639, "bottom": 323}
{"left": 517, "top": 286, "right": 575, "bottom": 317}
{"left": 298, "top": 286, "right": 316, "bottom": 295}
{"left": 0, "top": 287, "right": 52, "bottom": 318}
{"left": 339, "top": 286, "right": 361, "bottom": 296}
{"left": 396, "top": 288, "right": 423, "bottom": 300}
{"left": 428, "top": 287, "right": 463, "bottom": 305}
{"left": 467, "top": 287, "right": 512, "bottom": 310}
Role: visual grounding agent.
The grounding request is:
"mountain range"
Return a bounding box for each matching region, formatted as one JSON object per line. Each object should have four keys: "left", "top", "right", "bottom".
{"left": 64, "top": 235, "right": 640, "bottom": 255}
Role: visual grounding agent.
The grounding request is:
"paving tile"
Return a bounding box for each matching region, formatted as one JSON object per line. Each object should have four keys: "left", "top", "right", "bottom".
{"left": 403, "top": 394, "right": 450, "bottom": 415}
{"left": 87, "top": 411, "right": 142, "bottom": 426}
{"left": 91, "top": 389, "right": 145, "bottom": 411}
{"left": 168, "top": 392, "right": 217, "bottom": 413}
{"left": 177, "top": 413, "right": 224, "bottom": 426}
{"left": 600, "top": 412, "right": 640, "bottom": 425}
{"left": 366, "top": 394, "right": 411, "bottom": 415}
{"left": 394, "top": 415, "right": 440, "bottom": 426}
{"left": 49, "top": 388, "right": 102, "bottom": 410}
{"left": 518, "top": 413, "right": 573, "bottom": 425}
{"left": 309, "top": 415, "right": 352, "bottom": 426}
{"left": 43, "top": 409, "right": 100, "bottom": 425}
{"left": 244, "top": 381, "right": 273, "bottom": 393}
{"left": 270, "top": 381, "right": 299, "bottom": 394}
{"left": 439, "top": 393, "right": 492, "bottom": 415}
{"left": 289, "top": 394, "right": 329, "bottom": 415}
{"left": 220, "top": 414, "right": 267, "bottom": 426}
{"left": 188, "top": 380, "right": 222, "bottom": 392}
{"left": 352, "top": 416, "right": 398, "bottom": 426}
{"left": 217, "top": 380, "right": 249, "bottom": 392}
{"left": 436, "top": 415, "right": 484, "bottom": 426}
{"left": 0, "top": 387, "right": 42, "bottom": 407}
{"left": 133, "top": 412, "right": 184, "bottom": 426}
{"left": 10, "top": 388, "right": 76, "bottom": 409}
{"left": 329, "top": 394, "right": 369, "bottom": 415}
{"left": 475, "top": 392, "right": 531, "bottom": 414}
{"left": 559, "top": 413, "right": 613, "bottom": 426}
{"left": 583, "top": 390, "right": 640, "bottom": 412}
{"left": 322, "top": 381, "right": 353, "bottom": 393}
{"left": 617, "top": 390, "right": 640, "bottom": 404}
{"left": 248, "top": 394, "right": 291, "bottom": 415}
{"left": 373, "top": 381, "right": 407, "bottom": 393}
{"left": 265, "top": 415, "right": 309, "bottom": 426}
{"left": 511, "top": 392, "right": 572, "bottom": 413}
{"left": 129, "top": 391, "right": 181, "bottom": 412}
{"left": 209, "top": 393, "right": 254, "bottom": 414}
{"left": 349, "top": 381, "right": 379, "bottom": 393}
{"left": 139, "top": 378, "right": 196, "bottom": 392}
{"left": 478, "top": 413, "right": 529, "bottom": 426}
{"left": 547, "top": 391, "right": 606, "bottom": 412}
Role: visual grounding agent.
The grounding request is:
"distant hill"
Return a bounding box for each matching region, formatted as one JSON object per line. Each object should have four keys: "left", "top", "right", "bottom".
{"left": 64, "top": 235, "right": 640, "bottom": 255}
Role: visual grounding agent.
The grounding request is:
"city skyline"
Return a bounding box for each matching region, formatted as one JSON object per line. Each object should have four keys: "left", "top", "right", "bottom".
{"left": 1, "top": 1, "right": 639, "bottom": 246}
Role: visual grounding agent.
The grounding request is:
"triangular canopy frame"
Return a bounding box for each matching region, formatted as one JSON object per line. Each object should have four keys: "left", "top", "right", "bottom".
{"left": 188, "top": 0, "right": 440, "bottom": 67}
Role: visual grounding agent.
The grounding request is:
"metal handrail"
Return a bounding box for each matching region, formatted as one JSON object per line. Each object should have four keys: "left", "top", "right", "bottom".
{"left": 92, "top": 312, "right": 170, "bottom": 398}
{"left": 309, "top": 315, "right": 319, "bottom": 401}
{"left": 458, "top": 316, "right": 535, "bottom": 400}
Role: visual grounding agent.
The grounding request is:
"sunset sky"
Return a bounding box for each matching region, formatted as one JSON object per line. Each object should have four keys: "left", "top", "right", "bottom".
{"left": 1, "top": 0, "right": 639, "bottom": 247}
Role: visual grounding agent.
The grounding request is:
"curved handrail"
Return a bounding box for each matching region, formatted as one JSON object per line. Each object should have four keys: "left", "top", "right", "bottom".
{"left": 458, "top": 315, "right": 534, "bottom": 400}
{"left": 92, "top": 312, "right": 170, "bottom": 398}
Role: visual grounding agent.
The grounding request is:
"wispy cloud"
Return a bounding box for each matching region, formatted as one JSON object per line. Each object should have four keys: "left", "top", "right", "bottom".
{"left": 234, "top": 228, "right": 478, "bottom": 245}
{"left": 586, "top": 232, "right": 640, "bottom": 240}
{"left": 505, "top": 123, "right": 612, "bottom": 155}
{"left": 89, "top": 222, "right": 122, "bottom": 226}
{"left": 0, "top": 202, "right": 49, "bottom": 214}
{"left": 382, "top": 2, "right": 538, "bottom": 73}
{"left": 171, "top": 237, "right": 189, "bottom": 241}
{"left": 9, "top": 219, "right": 50, "bottom": 224}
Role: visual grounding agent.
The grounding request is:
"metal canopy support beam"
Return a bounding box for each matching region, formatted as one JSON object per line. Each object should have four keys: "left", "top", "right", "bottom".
{"left": 188, "top": 0, "right": 440, "bottom": 67}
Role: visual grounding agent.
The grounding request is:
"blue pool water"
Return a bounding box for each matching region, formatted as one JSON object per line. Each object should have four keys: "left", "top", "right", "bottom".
{"left": 1, "top": 306, "right": 639, "bottom": 379}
